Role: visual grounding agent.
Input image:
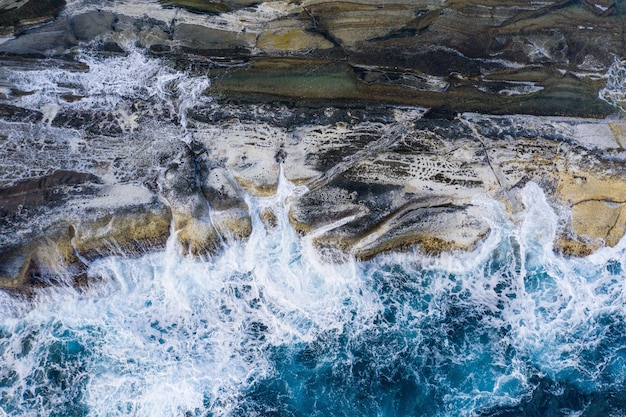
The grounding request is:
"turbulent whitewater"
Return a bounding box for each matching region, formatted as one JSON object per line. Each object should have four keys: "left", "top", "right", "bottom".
{"left": 1, "top": 178, "right": 626, "bottom": 417}
{"left": 2, "top": 2, "right": 626, "bottom": 416}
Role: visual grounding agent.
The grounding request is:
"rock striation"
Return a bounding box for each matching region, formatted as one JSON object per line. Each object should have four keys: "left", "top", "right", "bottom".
{"left": 0, "top": 0, "right": 625, "bottom": 289}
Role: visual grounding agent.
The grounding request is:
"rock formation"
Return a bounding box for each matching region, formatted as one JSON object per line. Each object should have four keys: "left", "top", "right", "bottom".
{"left": 0, "top": 0, "right": 625, "bottom": 288}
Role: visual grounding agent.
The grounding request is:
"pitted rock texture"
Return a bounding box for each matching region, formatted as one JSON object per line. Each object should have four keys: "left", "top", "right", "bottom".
{"left": 2, "top": 102, "right": 626, "bottom": 288}
{"left": 1, "top": 0, "right": 626, "bottom": 289}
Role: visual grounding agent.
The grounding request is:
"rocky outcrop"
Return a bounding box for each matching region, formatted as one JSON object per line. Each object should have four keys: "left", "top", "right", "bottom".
{"left": 0, "top": 0, "right": 65, "bottom": 38}
{"left": 2, "top": 0, "right": 623, "bottom": 115}
{"left": 1, "top": 0, "right": 625, "bottom": 289}
{"left": 4, "top": 104, "right": 625, "bottom": 286}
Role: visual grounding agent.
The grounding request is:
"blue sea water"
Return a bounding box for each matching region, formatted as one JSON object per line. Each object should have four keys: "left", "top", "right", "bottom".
{"left": 0, "top": 182, "right": 625, "bottom": 417}
{"left": 2, "top": 33, "right": 626, "bottom": 416}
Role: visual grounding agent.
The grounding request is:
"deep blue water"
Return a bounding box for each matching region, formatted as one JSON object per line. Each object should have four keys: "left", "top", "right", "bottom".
{"left": 1, "top": 184, "right": 625, "bottom": 417}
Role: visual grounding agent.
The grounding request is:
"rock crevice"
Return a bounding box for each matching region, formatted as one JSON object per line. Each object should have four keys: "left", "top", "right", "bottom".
{"left": 1, "top": 0, "right": 625, "bottom": 289}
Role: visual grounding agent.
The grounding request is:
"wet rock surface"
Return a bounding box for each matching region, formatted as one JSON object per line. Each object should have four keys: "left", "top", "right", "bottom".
{"left": 0, "top": 0, "right": 625, "bottom": 288}
{"left": 2, "top": 0, "right": 623, "bottom": 114}
{"left": 0, "top": 0, "right": 65, "bottom": 38}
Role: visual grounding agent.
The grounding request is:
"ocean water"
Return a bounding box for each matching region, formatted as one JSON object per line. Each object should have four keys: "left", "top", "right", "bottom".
{"left": 2, "top": 28, "right": 626, "bottom": 417}
{"left": 0, "top": 178, "right": 625, "bottom": 417}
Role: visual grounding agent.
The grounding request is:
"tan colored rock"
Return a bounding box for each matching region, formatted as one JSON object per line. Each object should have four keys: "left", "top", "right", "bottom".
{"left": 348, "top": 205, "right": 490, "bottom": 259}
{"left": 302, "top": 2, "right": 436, "bottom": 48}
{"left": 555, "top": 237, "right": 596, "bottom": 257}
{"left": 174, "top": 213, "right": 221, "bottom": 255}
{"left": 555, "top": 160, "right": 626, "bottom": 254}
{"left": 557, "top": 170, "right": 626, "bottom": 206}
{"left": 211, "top": 212, "right": 252, "bottom": 239}
{"left": 260, "top": 208, "right": 278, "bottom": 229}
{"left": 608, "top": 122, "right": 626, "bottom": 149}
{"left": 608, "top": 205, "right": 626, "bottom": 246}
{"left": 257, "top": 19, "right": 334, "bottom": 51}
{"left": 571, "top": 200, "right": 622, "bottom": 243}
{"left": 0, "top": 208, "right": 172, "bottom": 288}
{"left": 73, "top": 210, "right": 172, "bottom": 259}
{"left": 200, "top": 164, "right": 253, "bottom": 239}
{"left": 0, "top": 246, "right": 35, "bottom": 288}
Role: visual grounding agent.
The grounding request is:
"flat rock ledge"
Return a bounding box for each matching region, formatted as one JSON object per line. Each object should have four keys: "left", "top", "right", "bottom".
{"left": 1, "top": 0, "right": 626, "bottom": 290}
{"left": 1, "top": 105, "right": 626, "bottom": 290}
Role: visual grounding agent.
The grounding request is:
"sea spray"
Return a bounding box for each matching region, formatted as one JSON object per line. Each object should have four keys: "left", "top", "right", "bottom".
{"left": 0, "top": 182, "right": 625, "bottom": 416}
{"left": 599, "top": 57, "right": 626, "bottom": 113}
{"left": 3, "top": 43, "right": 212, "bottom": 134}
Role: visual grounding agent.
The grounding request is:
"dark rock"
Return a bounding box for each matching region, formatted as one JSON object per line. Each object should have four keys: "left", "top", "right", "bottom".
{"left": 0, "top": 0, "right": 65, "bottom": 36}
{"left": 173, "top": 23, "right": 255, "bottom": 49}
{"left": 0, "top": 103, "right": 42, "bottom": 123}
{"left": 583, "top": 0, "right": 617, "bottom": 16}
{"left": 422, "top": 106, "right": 458, "bottom": 120}
{"left": 0, "top": 17, "right": 77, "bottom": 56}
{"left": 69, "top": 11, "right": 117, "bottom": 42}
{"left": 0, "top": 170, "right": 100, "bottom": 211}
{"left": 160, "top": 0, "right": 230, "bottom": 14}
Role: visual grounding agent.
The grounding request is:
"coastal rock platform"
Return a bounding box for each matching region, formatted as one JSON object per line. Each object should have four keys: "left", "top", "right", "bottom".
{"left": 1, "top": 0, "right": 625, "bottom": 289}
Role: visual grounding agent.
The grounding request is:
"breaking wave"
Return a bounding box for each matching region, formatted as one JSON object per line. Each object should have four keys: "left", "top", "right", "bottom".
{"left": 0, "top": 181, "right": 625, "bottom": 416}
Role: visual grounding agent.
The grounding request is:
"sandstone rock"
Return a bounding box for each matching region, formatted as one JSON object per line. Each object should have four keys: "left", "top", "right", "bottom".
{"left": 198, "top": 162, "right": 252, "bottom": 239}
{"left": 71, "top": 209, "right": 171, "bottom": 260}
{"left": 571, "top": 200, "right": 623, "bottom": 245}
{"left": 256, "top": 18, "right": 334, "bottom": 52}
{"left": 160, "top": 146, "right": 221, "bottom": 254}
{"left": 1, "top": 0, "right": 626, "bottom": 292}
{"left": 301, "top": 2, "right": 431, "bottom": 49}
{"left": 0, "top": 246, "right": 33, "bottom": 288}
{"left": 0, "top": 165, "right": 173, "bottom": 287}
{"left": 608, "top": 121, "right": 626, "bottom": 148}
{"left": 556, "top": 163, "right": 626, "bottom": 254}
{"left": 1, "top": 101, "right": 625, "bottom": 289}
{"left": 195, "top": 120, "right": 285, "bottom": 195}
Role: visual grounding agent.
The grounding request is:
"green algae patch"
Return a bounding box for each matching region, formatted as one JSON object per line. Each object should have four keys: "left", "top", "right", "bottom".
{"left": 211, "top": 58, "right": 360, "bottom": 101}
{"left": 208, "top": 57, "right": 615, "bottom": 117}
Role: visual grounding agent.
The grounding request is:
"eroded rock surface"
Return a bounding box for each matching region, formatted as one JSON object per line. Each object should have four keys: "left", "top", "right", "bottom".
{"left": 1, "top": 0, "right": 625, "bottom": 289}
{"left": 1, "top": 0, "right": 623, "bottom": 114}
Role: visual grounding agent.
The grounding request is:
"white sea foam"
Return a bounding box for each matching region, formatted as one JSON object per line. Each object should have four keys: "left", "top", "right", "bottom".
{"left": 0, "top": 180, "right": 625, "bottom": 416}
{"left": 0, "top": 172, "right": 378, "bottom": 417}
{"left": 4, "top": 44, "right": 211, "bottom": 133}
{"left": 599, "top": 57, "right": 626, "bottom": 113}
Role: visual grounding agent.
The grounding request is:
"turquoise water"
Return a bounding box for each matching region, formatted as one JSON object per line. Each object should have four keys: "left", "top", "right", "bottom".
{"left": 0, "top": 183, "right": 625, "bottom": 417}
